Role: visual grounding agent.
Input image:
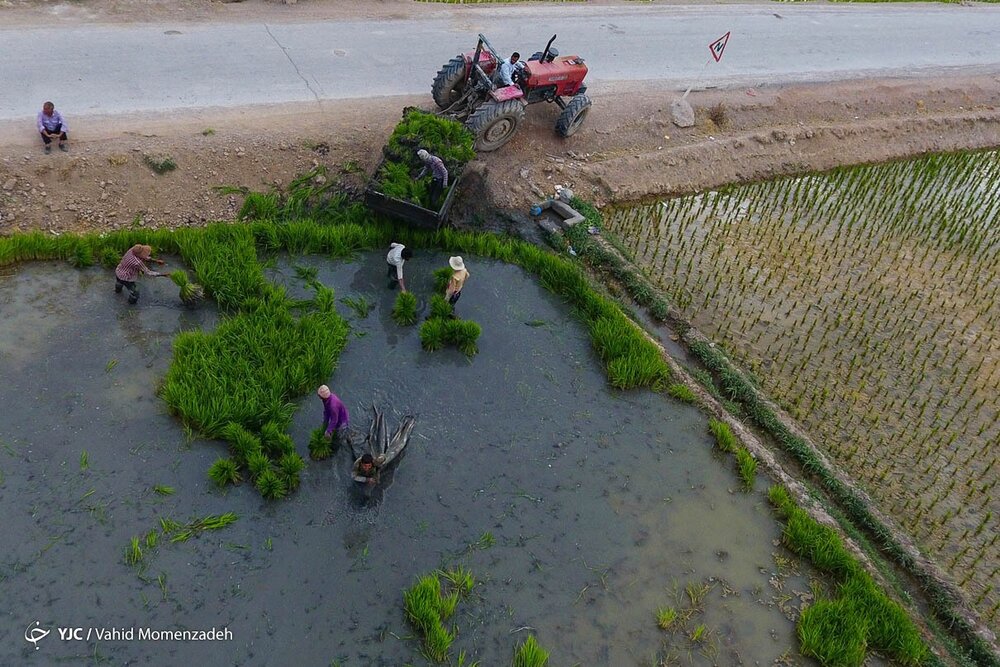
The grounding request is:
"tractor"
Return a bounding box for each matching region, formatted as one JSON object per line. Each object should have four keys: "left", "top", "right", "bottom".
{"left": 431, "top": 33, "right": 591, "bottom": 152}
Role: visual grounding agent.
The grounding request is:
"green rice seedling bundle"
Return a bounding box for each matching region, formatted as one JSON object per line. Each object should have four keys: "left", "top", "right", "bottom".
{"left": 207, "top": 457, "right": 241, "bottom": 487}
{"left": 445, "top": 319, "right": 481, "bottom": 356}
{"left": 167, "top": 512, "right": 239, "bottom": 542}
{"left": 512, "top": 635, "right": 549, "bottom": 667}
{"left": 278, "top": 452, "right": 305, "bottom": 491}
{"left": 308, "top": 428, "right": 333, "bottom": 460}
{"left": 439, "top": 566, "right": 475, "bottom": 596}
{"left": 392, "top": 291, "right": 418, "bottom": 326}
{"left": 255, "top": 468, "right": 288, "bottom": 500}
{"left": 403, "top": 572, "right": 466, "bottom": 662}
{"left": 433, "top": 267, "right": 453, "bottom": 293}
{"left": 169, "top": 270, "right": 205, "bottom": 305}
{"left": 223, "top": 422, "right": 264, "bottom": 465}
{"left": 260, "top": 421, "right": 296, "bottom": 457}
{"left": 429, "top": 294, "right": 453, "bottom": 319}
{"left": 245, "top": 450, "right": 271, "bottom": 481}
{"left": 420, "top": 318, "right": 448, "bottom": 351}
{"left": 144, "top": 530, "right": 159, "bottom": 549}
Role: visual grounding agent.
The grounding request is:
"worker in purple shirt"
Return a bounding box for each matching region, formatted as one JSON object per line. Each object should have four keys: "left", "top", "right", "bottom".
{"left": 317, "top": 385, "right": 350, "bottom": 443}
{"left": 37, "top": 102, "right": 69, "bottom": 154}
{"left": 416, "top": 149, "right": 449, "bottom": 208}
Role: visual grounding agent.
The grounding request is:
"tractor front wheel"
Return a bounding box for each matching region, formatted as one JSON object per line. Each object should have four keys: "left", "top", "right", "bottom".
{"left": 555, "top": 93, "right": 592, "bottom": 138}
{"left": 432, "top": 56, "right": 468, "bottom": 110}
{"left": 466, "top": 100, "right": 525, "bottom": 152}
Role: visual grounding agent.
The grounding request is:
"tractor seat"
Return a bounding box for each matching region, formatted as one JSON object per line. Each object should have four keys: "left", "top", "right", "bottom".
{"left": 527, "top": 47, "right": 559, "bottom": 63}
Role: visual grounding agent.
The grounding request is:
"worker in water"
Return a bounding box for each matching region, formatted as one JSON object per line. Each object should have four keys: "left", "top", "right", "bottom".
{"left": 353, "top": 453, "right": 380, "bottom": 485}
{"left": 386, "top": 242, "right": 414, "bottom": 291}
{"left": 114, "top": 244, "right": 167, "bottom": 305}
{"left": 416, "top": 149, "right": 448, "bottom": 208}
{"left": 318, "top": 385, "right": 350, "bottom": 443}
{"left": 499, "top": 52, "right": 526, "bottom": 87}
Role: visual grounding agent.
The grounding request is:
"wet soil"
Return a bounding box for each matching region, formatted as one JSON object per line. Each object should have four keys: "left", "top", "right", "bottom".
{"left": 0, "top": 254, "right": 814, "bottom": 665}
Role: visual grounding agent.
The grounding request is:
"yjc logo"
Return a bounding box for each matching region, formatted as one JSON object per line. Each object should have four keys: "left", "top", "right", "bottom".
{"left": 24, "top": 621, "right": 50, "bottom": 650}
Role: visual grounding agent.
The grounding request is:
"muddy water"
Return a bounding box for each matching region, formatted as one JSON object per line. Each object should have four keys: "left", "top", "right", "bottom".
{"left": 0, "top": 255, "right": 810, "bottom": 666}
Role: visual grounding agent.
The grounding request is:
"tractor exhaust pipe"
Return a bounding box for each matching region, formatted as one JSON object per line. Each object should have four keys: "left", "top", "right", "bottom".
{"left": 541, "top": 34, "right": 557, "bottom": 63}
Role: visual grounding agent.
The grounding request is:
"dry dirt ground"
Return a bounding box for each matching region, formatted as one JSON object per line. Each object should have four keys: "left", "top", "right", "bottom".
{"left": 2, "top": 1, "right": 1000, "bottom": 235}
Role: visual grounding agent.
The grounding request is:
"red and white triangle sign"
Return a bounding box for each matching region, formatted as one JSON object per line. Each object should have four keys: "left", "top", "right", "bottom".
{"left": 709, "top": 31, "right": 731, "bottom": 62}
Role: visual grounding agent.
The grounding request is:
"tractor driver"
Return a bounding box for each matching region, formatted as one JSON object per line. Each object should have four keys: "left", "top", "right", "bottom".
{"left": 499, "top": 52, "right": 526, "bottom": 87}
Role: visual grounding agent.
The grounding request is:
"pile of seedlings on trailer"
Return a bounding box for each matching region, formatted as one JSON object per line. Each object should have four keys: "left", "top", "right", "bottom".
{"left": 604, "top": 149, "right": 1000, "bottom": 623}
{"left": 373, "top": 108, "right": 475, "bottom": 210}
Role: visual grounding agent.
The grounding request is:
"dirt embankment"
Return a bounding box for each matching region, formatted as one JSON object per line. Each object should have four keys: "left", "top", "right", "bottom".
{"left": 2, "top": 74, "right": 1000, "bottom": 235}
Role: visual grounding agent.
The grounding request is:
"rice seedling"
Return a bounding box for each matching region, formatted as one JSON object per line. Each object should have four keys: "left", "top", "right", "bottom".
{"left": 439, "top": 566, "right": 475, "bottom": 596}
{"left": 207, "top": 457, "right": 241, "bottom": 487}
{"left": 447, "top": 319, "right": 481, "bottom": 356}
{"left": 153, "top": 485, "right": 175, "bottom": 496}
{"left": 656, "top": 606, "right": 679, "bottom": 630}
{"left": 392, "top": 291, "right": 418, "bottom": 326}
{"left": 511, "top": 635, "right": 549, "bottom": 667}
{"left": 667, "top": 383, "right": 696, "bottom": 403}
{"left": 341, "top": 295, "right": 373, "bottom": 319}
{"left": 144, "top": 530, "right": 159, "bottom": 549}
{"left": 429, "top": 293, "right": 453, "bottom": 319}
{"left": 255, "top": 468, "right": 288, "bottom": 500}
{"left": 260, "top": 421, "right": 296, "bottom": 457}
{"left": 403, "top": 572, "right": 463, "bottom": 662}
{"left": 708, "top": 419, "right": 738, "bottom": 453}
{"left": 143, "top": 154, "right": 177, "bottom": 175}
{"left": 433, "top": 267, "right": 453, "bottom": 293}
{"left": 245, "top": 450, "right": 271, "bottom": 481}
{"left": 278, "top": 452, "right": 305, "bottom": 491}
{"left": 124, "top": 537, "right": 143, "bottom": 567}
{"left": 420, "top": 318, "right": 448, "bottom": 352}
{"left": 169, "top": 270, "right": 205, "bottom": 305}
{"left": 690, "top": 624, "right": 708, "bottom": 643}
{"left": 308, "top": 428, "right": 333, "bottom": 461}
{"left": 79, "top": 450, "right": 89, "bottom": 471}
{"left": 736, "top": 448, "right": 757, "bottom": 491}
{"left": 167, "top": 512, "right": 238, "bottom": 543}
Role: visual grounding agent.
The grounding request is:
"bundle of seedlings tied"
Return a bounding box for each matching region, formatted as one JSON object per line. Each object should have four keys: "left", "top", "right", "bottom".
{"left": 375, "top": 108, "right": 475, "bottom": 209}
{"left": 169, "top": 270, "right": 205, "bottom": 305}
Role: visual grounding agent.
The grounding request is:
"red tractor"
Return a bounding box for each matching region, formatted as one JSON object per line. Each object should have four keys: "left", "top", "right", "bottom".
{"left": 431, "top": 33, "right": 591, "bottom": 152}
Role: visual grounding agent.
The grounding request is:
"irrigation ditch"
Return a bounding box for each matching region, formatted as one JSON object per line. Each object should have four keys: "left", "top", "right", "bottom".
{"left": 0, "top": 153, "right": 994, "bottom": 665}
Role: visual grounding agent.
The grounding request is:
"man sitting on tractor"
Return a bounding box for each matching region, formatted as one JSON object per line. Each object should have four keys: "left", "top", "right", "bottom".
{"left": 498, "top": 52, "right": 526, "bottom": 87}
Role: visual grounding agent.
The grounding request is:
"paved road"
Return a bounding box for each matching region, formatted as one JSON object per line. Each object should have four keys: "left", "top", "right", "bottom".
{"left": 3, "top": 3, "right": 1000, "bottom": 121}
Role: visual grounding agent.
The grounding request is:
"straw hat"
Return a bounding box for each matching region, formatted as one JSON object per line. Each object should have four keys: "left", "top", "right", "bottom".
{"left": 449, "top": 256, "right": 465, "bottom": 272}
{"left": 417, "top": 149, "right": 430, "bottom": 161}
{"left": 317, "top": 385, "right": 331, "bottom": 399}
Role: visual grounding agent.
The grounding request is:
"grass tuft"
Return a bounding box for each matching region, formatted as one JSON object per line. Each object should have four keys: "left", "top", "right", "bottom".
{"left": 144, "top": 154, "right": 177, "bottom": 175}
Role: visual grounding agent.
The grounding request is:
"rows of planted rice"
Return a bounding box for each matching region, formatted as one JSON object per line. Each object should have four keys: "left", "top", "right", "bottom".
{"left": 604, "top": 150, "right": 1000, "bottom": 624}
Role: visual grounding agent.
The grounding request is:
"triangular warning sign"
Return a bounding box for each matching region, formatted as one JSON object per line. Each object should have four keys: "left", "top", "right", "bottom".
{"left": 709, "top": 31, "right": 731, "bottom": 62}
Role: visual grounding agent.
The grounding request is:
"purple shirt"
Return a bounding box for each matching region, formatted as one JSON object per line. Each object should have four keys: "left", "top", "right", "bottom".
{"left": 322, "top": 393, "right": 350, "bottom": 435}
{"left": 37, "top": 109, "right": 67, "bottom": 134}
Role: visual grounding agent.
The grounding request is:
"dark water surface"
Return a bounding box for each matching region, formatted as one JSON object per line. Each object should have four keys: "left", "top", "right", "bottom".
{"left": 0, "top": 255, "right": 809, "bottom": 666}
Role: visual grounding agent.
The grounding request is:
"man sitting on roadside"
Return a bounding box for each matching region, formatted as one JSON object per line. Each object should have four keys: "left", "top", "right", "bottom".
{"left": 37, "top": 101, "right": 69, "bottom": 153}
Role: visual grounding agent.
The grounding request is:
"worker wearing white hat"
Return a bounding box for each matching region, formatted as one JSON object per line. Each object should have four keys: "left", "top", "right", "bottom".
{"left": 444, "top": 256, "right": 470, "bottom": 310}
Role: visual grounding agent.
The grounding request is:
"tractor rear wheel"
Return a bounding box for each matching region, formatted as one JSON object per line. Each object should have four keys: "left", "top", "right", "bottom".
{"left": 555, "top": 93, "right": 592, "bottom": 138}
{"left": 432, "top": 56, "right": 468, "bottom": 110}
{"left": 466, "top": 100, "right": 525, "bottom": 152}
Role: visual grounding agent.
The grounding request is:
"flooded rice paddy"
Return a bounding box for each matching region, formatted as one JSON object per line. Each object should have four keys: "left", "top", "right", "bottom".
{"left": 0, "top": 253, "right": 812, "bottom": 666}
